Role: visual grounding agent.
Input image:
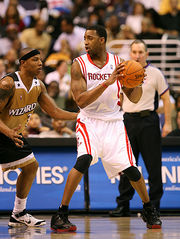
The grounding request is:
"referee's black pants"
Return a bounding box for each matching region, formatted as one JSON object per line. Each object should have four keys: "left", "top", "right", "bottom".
{"left": 116, "top": 111, "right": 163, "bottom": 210}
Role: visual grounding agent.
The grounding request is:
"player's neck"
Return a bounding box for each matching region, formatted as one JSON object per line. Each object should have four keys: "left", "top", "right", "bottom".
{"left": 89, "top": 51, "right": 107, "bottom": 67}
{"left": 18, "top": 70, "right": 34, "bottom": 90}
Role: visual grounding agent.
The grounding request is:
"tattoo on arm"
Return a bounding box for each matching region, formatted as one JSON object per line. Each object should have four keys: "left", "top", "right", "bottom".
{"left": 0, "top": 85, "right": 14, "bottom": 100}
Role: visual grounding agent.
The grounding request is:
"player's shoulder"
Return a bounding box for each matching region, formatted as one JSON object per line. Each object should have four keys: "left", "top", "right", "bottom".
{"left": 74, "top": 53, "right": 87, "bottom": 62}
{"left": 109, "top": 52, "right": 124, "bottom": 63}
{"left": 0, "top": 73, "right": 16, "bottom": 88}
{"left": 0, "top": 74, "right": 15, "bottom": 97}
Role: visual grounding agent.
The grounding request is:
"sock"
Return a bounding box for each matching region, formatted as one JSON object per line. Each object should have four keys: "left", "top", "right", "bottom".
{"left": 13, "top": 196, "right": 27, "bottom": 214}
{"left": 59, "top": 204, "right": 68, "bottom": 213}
{"left": 143, "top": 201, "right": 152, "bottom": 208}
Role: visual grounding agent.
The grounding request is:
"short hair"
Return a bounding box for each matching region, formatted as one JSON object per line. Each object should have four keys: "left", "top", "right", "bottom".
{"left": 56, "top": 60, "right": 66, "bottom": 68}
{"left": 130, "top": 39, "right": 148, "bottom": 51}
{"left": 86, "top": 25, "right": 107, "bottom": 43}
{"left": 61, "top": 15, "right": 74, "bottom": 26}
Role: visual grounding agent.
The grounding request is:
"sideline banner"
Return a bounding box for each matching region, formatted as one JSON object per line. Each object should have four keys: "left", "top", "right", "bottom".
{"left": 0, "top": 147, "right": 179, "bottom": 210}
{"left": 0, "top": 147, "right": 84, "bottom": 210}
{"left": 89, "top": 148, "right": 180, "bottom": 209}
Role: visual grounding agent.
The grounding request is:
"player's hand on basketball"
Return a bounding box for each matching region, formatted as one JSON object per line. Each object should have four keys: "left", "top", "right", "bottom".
{"left": 8, "top": 125, "right": 24, "bottom": 147}
{"left": 106, "top": 62, "right": 125, "bottom": 86}
{"left": 117, "top": 60, "right": 145, "bottom": 88}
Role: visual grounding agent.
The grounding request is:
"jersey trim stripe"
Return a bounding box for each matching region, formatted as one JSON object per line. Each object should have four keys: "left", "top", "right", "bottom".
{"left": 114, "top": 55, "right": 117, "bottom": 66}
{"left": 1, "top": 152, "right": 34, "bottom": 170}
{"left": 78, "top": 127, "right": 90, "bottom": 154}
{"left": 76, "top": 119, "right": 92, "bottom": 155}
{"left": 77, "top": 57, "right": 86, "bottom": 79}
{"left": 114, "top": 55, "right": 120, "bottom": 66}
{"left": 124, "top": 126, "right": 133, "bottom": 166}
{"left": 79, "top": 56, "right": 87, "bottom": 80}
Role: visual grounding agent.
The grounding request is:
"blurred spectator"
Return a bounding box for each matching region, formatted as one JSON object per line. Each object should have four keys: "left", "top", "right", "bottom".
{"left": 73, "top": 0, "right": 105, "bottom": 27}
{"left": 40, "top": 118, "right": 75, "bottom": 138}
{"left": 136, "top": 17, "right": 162, "bottom": 39}
{"left": 35, "top": 80, "right": 67, "bottom": 129}
{"left": 24, "top": 113, "right": 50, "bottom": 138}
{"left": 20, "top": 18, "right": 51, "bottom": 57}
{"left": 125, "top": 2, "right": 145, "bottom": 35}
{"left": 47, "top": 80, "right": 66, "bottom": 109}
{"left": 105, "top": 15, "right": 122, "bottom": 43}
{"left": 46, "top": 0, "right": 73, "bottom": 14}
{"left": 53, "top": 15, "right": 85, "bottom": 57}
{"left": 5, "top": 0, "right": 27, "bottom": 19}
{"left": 4, "top": 48, "right": 19, "bottom": 73}
{"left": 45, "top": 60, "right": 70, "bottom": 98}
{"left": 45, "top": 39, "right": 72, "bottom": 68}
{"left": 71, "top": 0, "right": 88, "bottom": 19}
{"left": 87, "top": 12, "right": 103, "bottom": 27}
{"left": 135, "top": 0, "right": 161, "bottom": 12}
{"left": 167, "top": 109, "right": 180, "bottom": 136}
{"left": 160, "top": 0, "right": 180, "bottom": 38}
{"left": 159, "top": 0, "right": 180, "bottom": 15}
{"left": 0, "top": 58, "right": 6, "bottom": 79}
{"left": 1, "top": 3, "right": 25, "bottom": 33}
{"left": 107, "top": 24, "right": 135, "bottom": 60}
{"left": 11, "top": 37, "right": 23, "bottom": 56}
{"left": 106, "top": 0, "right": 133, "bottom": 25}
{"left": 0, "top": 24, "right": 24, "bottom": 56}
{"left": 28, "top": 0, "right": 49, "bottom": 26}
{"left": 144, "top": 8, "right": 163, "bottom": 30}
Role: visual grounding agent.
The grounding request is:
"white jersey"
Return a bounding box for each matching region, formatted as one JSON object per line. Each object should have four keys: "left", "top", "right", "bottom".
{"left": 75, "top": 52, "right": 123, "bottom": 121}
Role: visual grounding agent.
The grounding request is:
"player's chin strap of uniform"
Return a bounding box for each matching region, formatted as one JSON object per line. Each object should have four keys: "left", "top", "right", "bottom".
{"left": 74, "top": 154, "right": 92, "bottom": 174}
{"left": 123, "top": 166, "right": 141, "bottom": 182}
{"left": 19, "top": 49, "right": 40, "bottom": 62}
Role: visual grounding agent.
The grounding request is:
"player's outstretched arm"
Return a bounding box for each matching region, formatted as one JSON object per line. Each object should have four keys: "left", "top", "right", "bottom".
{"left": 38, "top": 81, "right": 77, "bottom": 120}
{"left": 0, "top": 77, "right": 24, "bottom": 147}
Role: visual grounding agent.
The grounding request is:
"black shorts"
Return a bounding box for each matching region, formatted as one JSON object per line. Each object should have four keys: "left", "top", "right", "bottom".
{"left": 0, "top": 133, "right": 33, "bottom": 164}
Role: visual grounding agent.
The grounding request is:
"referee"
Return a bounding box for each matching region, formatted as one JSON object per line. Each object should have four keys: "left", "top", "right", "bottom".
{"left": 109, "top": 39, "right": 172, "bottom": 217}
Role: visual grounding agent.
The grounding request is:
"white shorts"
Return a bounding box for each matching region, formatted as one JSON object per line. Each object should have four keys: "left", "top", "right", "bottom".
{"left": 76, "top": 115, "right": 136, "bottom": 179}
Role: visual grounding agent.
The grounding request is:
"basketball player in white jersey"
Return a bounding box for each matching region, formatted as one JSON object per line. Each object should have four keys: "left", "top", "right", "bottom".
{"left": 51, "top": 25, "right": 162, "bottom": 232}
{"left": 0, "top": 48, "right": 77, "bottom": 227}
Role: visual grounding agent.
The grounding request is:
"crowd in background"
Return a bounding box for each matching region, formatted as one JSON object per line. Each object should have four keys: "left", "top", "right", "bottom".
{"left": 0, "top": 0, "right": 180, "bottom": 137}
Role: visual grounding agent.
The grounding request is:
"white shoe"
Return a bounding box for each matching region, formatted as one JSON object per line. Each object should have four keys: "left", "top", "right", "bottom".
{"left": 8, "top": 210, "right": 46, "bottom": 227}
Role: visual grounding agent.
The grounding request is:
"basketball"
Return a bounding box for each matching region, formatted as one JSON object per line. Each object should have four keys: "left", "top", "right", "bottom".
{"left": 120, "top": 60, "right": 145, "bottom": 88}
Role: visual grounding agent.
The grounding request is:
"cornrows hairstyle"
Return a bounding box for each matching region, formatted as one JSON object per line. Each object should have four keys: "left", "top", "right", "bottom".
{"left": 130, "top": 39, "right": 148, "bottom": 51}
{"left": 86, "top": 25, "right": 107, "bottom": 43}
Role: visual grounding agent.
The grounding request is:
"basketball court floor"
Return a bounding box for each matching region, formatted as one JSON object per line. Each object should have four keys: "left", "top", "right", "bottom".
{"left": 0, "top": 215, "right": 180, "bottom": 239}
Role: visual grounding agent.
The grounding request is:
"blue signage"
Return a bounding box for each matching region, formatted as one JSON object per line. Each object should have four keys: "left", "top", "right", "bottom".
{"left": 89, "top": 149, "right": 180, "bottom": 209}
{"left": 0, "top": 147, "right": 84, "bottom": 211}
{"left": 0, "top": 147, "right": 179, "bottom": 210}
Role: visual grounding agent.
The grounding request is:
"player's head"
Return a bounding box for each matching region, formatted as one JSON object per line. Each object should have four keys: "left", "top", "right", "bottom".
{"left": 84, "top": 25, "right": 107, "bottom": 55}
{"left": 19, "top": 48, "right": 42, "bottom": 76}
{"left": 130, "top": 39, "right": 148, "bottom": 67}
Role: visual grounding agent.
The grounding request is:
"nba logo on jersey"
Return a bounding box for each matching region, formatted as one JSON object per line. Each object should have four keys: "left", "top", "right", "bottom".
{"left": 110, "top": 65, "right": 113, "bottom": 69}
{"left": 20, "top": 95, "right": 22, "bottom": 100}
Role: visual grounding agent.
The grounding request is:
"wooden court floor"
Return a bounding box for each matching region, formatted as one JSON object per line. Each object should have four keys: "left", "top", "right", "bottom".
{"left": 0, "top": 215, "right": 180, "bottom": 239}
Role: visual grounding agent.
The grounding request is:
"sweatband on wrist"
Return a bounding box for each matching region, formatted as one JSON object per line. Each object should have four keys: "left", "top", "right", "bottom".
{"left": 101, "top": 82, "right": 108, "bottom": 88}
{"left": 19, "top": 49, "right": 40, "bottom": 62}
